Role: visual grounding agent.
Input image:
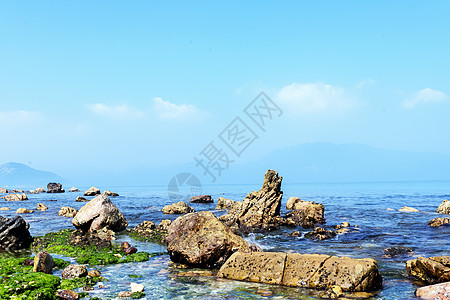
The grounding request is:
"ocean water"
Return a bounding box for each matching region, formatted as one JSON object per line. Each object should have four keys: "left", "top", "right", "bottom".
{"left": 1, "top": 180, "right": 449, "bottom": 299}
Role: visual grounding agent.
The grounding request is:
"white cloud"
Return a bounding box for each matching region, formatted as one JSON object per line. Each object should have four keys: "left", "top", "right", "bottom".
{"left": 403, "top": 88, "right": 447, "bottom": 109}
{"left": 153, "top": 97, "right": 208, "bottom": 120}
{"left": 276, "top": 83, "right": 356, "bottom": 115}
{"left": 0, "top": 110, "right": 43, "bottom": 124}
{"left": 356, "top": 79, "right": 376, "bottom": 89}
{"left": 87, "top": 103, "right": 144, "bottom": 119}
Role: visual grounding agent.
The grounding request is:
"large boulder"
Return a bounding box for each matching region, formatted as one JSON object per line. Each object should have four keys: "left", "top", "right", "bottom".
{"left": 219, "top": 169, "right": 283, "bottom": 233}
{"left": 3, "top": 193, "right": 28, "bottom": 201}
{"left": 416, "top": 282, "right": 450, "bottom": 300}
{"left": 72, "top": 194, "right": 127, "bottom": 232}
{"left": 33, "top": 250, "right": 54, "bottom": 274}
{"left": 190, "top": 195, "right": 213, "bottom": 203}
{"left": 218, "top": 252, "right": 382, "bottom": 292}
{"left": 285, "top": 202, "right": 325, "bottom": 228}
{"left": 166, "top": 211, "right": 259, "bottom": 268}
{"left": 429, "top": 217, "right": 450, "bottom": 227}
{"left": 162, "top": 201, "right": 195, "bottom": 214}
{"left": 437, "top": 200, "right": 450, "bottom": 214}
{"left": 406, "top": 256, "right": 450, "bottom": 284}
{"left": 47, "top": 182, "right": 65, "bottom": 193}
{"left": 215, "top": 197, "right": 237, "bottom": 210}
{"left": 84, "top": 186, "right": 101, "bottom": 196}
{"left": 30, "top": 187, "right": 46, "bottom": 194}
{"left": 0, "top": 216, "right": 33, "bottom": 250}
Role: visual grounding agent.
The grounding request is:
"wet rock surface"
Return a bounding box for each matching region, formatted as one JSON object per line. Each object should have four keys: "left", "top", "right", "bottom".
{"left": 62, "top": 264, "right": 88, "bottom": 279}
{"left": 47, "top": 182, "right": 65, "bottom": 193}
{"left": 166, "top": 211, "right": 259, "bottom": 268}
{"left": 406, "top": 256, "right": 450, "bottom": 284}
{"left": 0, "top": 215, "right": 33, "bottom": 250}
{"left": 429, "top": 217, "right": 450, "bottom": 227}
{"left": 162, "top": 201, "right": 195, "bottom": 214}
{"left": 218, "top": 252, "right": 383, "bottom": 292}
{"left": 59, "top": 206, "right": 77, "bottom": 217}
{"left": 437, "top": 199, "right": 450, "bottom": 214}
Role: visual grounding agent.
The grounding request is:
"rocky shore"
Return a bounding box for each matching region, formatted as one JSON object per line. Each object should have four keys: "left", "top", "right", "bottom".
{"left": 1, "top": 172, "right": 450, "bottom": 299}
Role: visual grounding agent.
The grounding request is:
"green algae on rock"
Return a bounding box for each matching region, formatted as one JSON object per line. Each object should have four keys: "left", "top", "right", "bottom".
{"left": 0, "top": 272, "right": 61, "bottom": 300}
{"left": 0, "top": 257, "right": 69, "bottom": 276}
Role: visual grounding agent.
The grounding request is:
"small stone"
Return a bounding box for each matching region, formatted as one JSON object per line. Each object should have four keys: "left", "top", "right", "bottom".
{"left": 130, "top": 282, "right": 144, "bottom": 293}
{"left": 125, "top": 247, "right": 138, "bottom": 255}
{"left": 58, "top": 206, "right": 77, "bottom": 217}
{"left": 62, "top": 264, "right": 88, "bottom": 279}
{"left": 121, "top": 242, "right": 131, "bottom": 250}
{"left": 24, "top": 259, "right": 34, "bottom": 266}
{"left": 56, "top": 290, "right": 79, "bottom": 300}
{"left": 69, "top": 187, "right": 81, "bottom": 192}
{"left": 75, "top": 196, "right": 89, "bottom": 202}
{"left": 88, "top": 269, "right": 101, "bottom": 277}
{"left": 103, "top": 190, "right": 119, "bottom": 197}
{"left": 118, "top": 291, "right": 133, "bottom": 298}
{"left": 16, "top": 208, "right": 33, "bottom": 214}
{"left": 0, "top": 207, "right": 9, "bottom": 210}
{"left": 36, "top": 203, "right": 48, "bottom": 211}
{"left": 399, "top": 206, "right": 419, "bottom": 212}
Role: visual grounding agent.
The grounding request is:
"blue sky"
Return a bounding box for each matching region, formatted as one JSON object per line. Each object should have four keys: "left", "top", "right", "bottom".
{"left": 0, "top": 1, "right": 449, "bottom": 184}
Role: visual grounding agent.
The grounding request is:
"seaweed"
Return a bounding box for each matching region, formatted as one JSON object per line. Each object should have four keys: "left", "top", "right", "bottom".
{"left": 0, "top": 272, "right": 60, "bottom": 300}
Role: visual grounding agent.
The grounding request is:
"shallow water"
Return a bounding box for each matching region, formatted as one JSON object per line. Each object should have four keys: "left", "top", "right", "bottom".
{"left": 1, "top": 180, "right": 449, "bottom": 299}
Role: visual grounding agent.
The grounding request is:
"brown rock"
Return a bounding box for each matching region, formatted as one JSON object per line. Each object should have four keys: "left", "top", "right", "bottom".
{"left": 16, "top": 208, "right": 33, "bottom": 214}
{"left": 215, "top": 197, "right": 236, "bottom": 210}
{"left": 162, "top": 201, "right": 195, "bottom": 214}
{"left": 219, "top": 169, "right": 283, "bottom": 233}
{"left": 84, "top": 186, "right": 101, "bottom": 196}
{"left": 0, "top": 207, "right": 9, "bottom": 210}
{"left": 4, "top": 193, "right": 28, "bottom": 201}
{"left": 218, "top": 252, "right": 382, "bottom": 292}
{"left": 88, "top": 269, "right": 101, "bottom": 277}
{"left": 56, "top": 290, "right": 79, "bottom": 300}
{"left": 166, "top": 211, "right": 259, "bottom": 268}
{"left": 121, "top": 241, "right": 131, "bottom": 251}
{"left": 62, "top": 264, "right": 88, "bottom": 279}
{"left": 58, "top": 206, "right": 77, "bottom": 217}
{"left": 158, "top": 219, "right": 172, "bottom": 231}
{"left": 304, "top": 227, "right": 336, "bottom": 240}
{"left": 286, "top": 197, "right": 315, "bottom": 210}
{"left": 429, "top": 217, "right": 450, "bottom": 227}
{"left": 406, "top": 256, "right": 450, "bottom": 284}
{"left": 75, "top": 196, "right": 89, "bottom": 202}
{"left": 125, "top": 246, "right": 137, "bottom": 255}
{"left": 437, "top": 200, "right": 450, "bottom": 214}
{"left": 36, "top": 203, "right": 48, "bottom": 211}
{"left": 72, "top": 194, "right": 128, "bottom": 232}
{"left": 416, "top": 282, "right": 450, "bottom": 300}
{"left": 33, "top": 250, "right": 54, "bottom": 274}
{"left": 190, "top": 195, "right": 213, "bottom": 203}
{"left": 284, "top": 202, "right": 325, "bottom": 228}
{"left": 103, "top": 190, "right": 119, "bottom": 197}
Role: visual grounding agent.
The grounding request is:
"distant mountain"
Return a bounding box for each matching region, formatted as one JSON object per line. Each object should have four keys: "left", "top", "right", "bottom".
{"left": 0, "top": 162, "right": 69, "bottom": 189}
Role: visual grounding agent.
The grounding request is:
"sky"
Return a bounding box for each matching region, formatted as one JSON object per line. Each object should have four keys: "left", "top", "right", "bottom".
{"left": 0, "top": 1, "right": 449, "bottom": 185}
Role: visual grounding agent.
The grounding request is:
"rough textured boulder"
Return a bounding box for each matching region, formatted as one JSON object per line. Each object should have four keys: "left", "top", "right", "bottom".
{"left": 30, "top": 187, "right": 45, "bottom": 194}
{"left": 398, "top": 206, "right": 419, "bottom": 212}
{"left": 36, "top": 203, "right": 48, "bottom": 211}
{"left": 59, "top": 207, "right": 77, "bottom": 217}
{"left": 47, "top": 182, "right": 65, "bottom": 193}
{"left": 190, "top": 195, "right": 213, "bottom": 203}
{"left": 406, "top": 256, "right": 450, "bottom": 284}
{"left": 162, "top": 201, "right": 195, "bottom": 214}
{"left": 72, "top": 194, "right": 127, "bottom": 232}
{"left": 158, "top": 219, "right": 172, "bottom": 231}
{"left": 215, "top": 197, "right": 237, "bottom": 210}
{"left": 304, "top": 227, "right": 336, "bottom": 240}
{"left": 437, "top": 200, "right": 450, "bottom": 214}
{"left": 166, "top": 211, "right": 259, "bottom": 268}
{"left": 219, "top": 170, "right": 283, "bottom": 233}
{"left": 429, "top": 217, "right": 450, "bottom": 227}
{"left": 62, "top": 264, "right": 88, "bottom": 279}
{"left": 285, "top": 202, "right": 325, "bottom": 228}
{"left": 218, "top": 252, "right": 382, "bottom": 292}
{"left": 0, "top": 216, "right": 33, "bottom": 250}
{"left": 68, "top": 187, "right": 80, "bottom": 192}
{"left": 84, "top": 186, "right": 101, "bottom": 196}
{"left": 33, "top": 250, "right": 54, "bottom": 274}
{"left": 384, "top": 246, "right": 413, "bottom": 258}
{"left": 76, "top": 196, "right": 89, "bottom": 202}
{"left": 286, "top": 197, "right": 316, "bottom": 210}
{"left": 103, "top": 190, "right": 119, "bottom": 197}
{"left": 16, "top": 208, "right": 33, "bottom": 214}
{"left": 3, "top": 193, "right": 28, "bottom": 201}
{"left": 416, "top": 282, "right": 450, "bottom": 300}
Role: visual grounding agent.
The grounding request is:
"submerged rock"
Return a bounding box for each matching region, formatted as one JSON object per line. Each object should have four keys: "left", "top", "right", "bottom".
{"left": 47, "top": 182, "right": 65, "bottom": 193}
{"left": 415, "top": 282, "right": 450, "bottom": 300}
{"left": 406, "top": 256, "right": 450, "bottom": 284}
{"left": 162, "top": 201, "right": 195, "bottom": 214}
{"left": 33, "top": 250, "right": 54, "bottom": 274}
{"left": 429, "top": 217, "right": 450, "bottom": 227}
{"left": 218, "top": 252, "right": 382, "bottom": 292}
{"left": 384, "top": 246, "right": 414, "bottom": 258}
{"left": 72, "top": 194, "right": 127, "bottom": 232}
{"left": 215, "top": 197, "right": 237, "bottom": 210}
{"left": 166, "top": 211, "right": 259, "bottom": 268}
{"left": 84, "top": 186, "right": 101, "bottom": 196}
{"left": 30, "top": 187, "right": 45, "bottom": 194}
{"left": 0, "top": 215, "right": 33, "bottom": 250}
{"left": 3, "top": 193, "right": 28, "bottom": 201}
{"left": 190, "top": 195, "right": 213, "bottom": 203}
{"left": 219, "top": 169, "right": 283, "bottom": 233}
{"left": 437, "top": 200, "right": 450, "bottom": 214}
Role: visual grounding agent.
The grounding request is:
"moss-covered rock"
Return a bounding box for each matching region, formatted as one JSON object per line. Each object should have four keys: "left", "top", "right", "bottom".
{"left": 32, "top": 229, "right": 151, "bottom": 266}
{"left": 0, "top": 257, "right": 69, "bottom": 276}
{"left": 0, "top": 272, "right": 61, "bottom": 299}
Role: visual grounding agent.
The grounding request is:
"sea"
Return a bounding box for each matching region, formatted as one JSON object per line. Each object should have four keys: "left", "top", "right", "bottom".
{"left": 1, "top": 180, "right": 449, "bottom": 299}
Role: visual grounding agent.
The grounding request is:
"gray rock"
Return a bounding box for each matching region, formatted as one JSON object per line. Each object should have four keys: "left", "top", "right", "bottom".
{"left": 47, "top": 182, "right": 65, "bottom": 193}
{"left": 0, "top": 216, "right": 33, "bottom": 250}
{"left": 190, "top": 195, "right": 213, "bottom": 203}
{"left": 62, "top": 264, "right": 88, "bottom": 279}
